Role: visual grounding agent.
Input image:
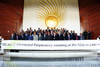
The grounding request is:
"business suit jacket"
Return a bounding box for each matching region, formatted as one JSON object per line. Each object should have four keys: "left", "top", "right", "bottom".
{"left": 65, "top": 35, "right": 71, "bottom": 40}
{"left": 59, "top": 34, "right": 64, "bottom": 40}
{"left": 38, "top": 35, "right": 43, "bottom": 40}
{"left": 43, "top": 34, "right": 48, "bottom": 40}
{"left": 83, "top": 31, "right": 87, "bottom": 39}
{"left": 28, "top": 35, "right": 33, "bottom": 40}
{"left": 10, "top": 36, "right": 14, "bottom": 40}
{"left": 24, "top": 34, "right": 28, "bottom": 40}
{"left": 53, "top": 34, "right": 59, "bottom": 40}
{"left": 47, "top": 35, "right": 52, "bottom": 40}
{"left": 78, "top": 36, "right": 84, "bottom": 40}
{"left": 72, "top": 33, "right": 76, "bottom": 40}
{"left": 70, "top": 33, "right": 73, "bottom": 40}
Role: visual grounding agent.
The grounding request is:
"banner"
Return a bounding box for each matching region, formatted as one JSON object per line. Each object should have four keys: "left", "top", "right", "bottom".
{"left": 1, "top": 40, "right": 100, "bottom": 50}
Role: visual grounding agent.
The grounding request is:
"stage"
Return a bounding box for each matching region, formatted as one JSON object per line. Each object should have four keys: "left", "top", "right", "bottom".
{"left": 0, "top": 40, "right": 100, "bottom": 61}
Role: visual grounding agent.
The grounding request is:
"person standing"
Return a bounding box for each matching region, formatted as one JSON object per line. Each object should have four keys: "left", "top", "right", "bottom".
{"left": 53, "top": 32, "right": 59, "bottom": 40}
{"left": 10, "top": 34, "right": 14, "bottom": 40}
{"left": 70, "top": 31, "right": 73, "bottom": 40}
{"left": 75, "top": 33, "right": 78, "bottom": 40}
{"left": 83, "top": 30, "right": 87, "bottom": 40}
{"left": 24, "top": 31, "right": 29, "bottom": 40}
{"left": 47, "top": 32, "right": 52, "bottom": 40}
{"left": 87, "top": 31, "right": 91, "bottom": 40}
{"left": 28, "top": 32, "right": 33, "bottom": 40}
{"left": 0, "top": 35, "right": 4, "bottom": 41}
{"left": 97, "top": 35, "right": 100, "bottom": 40}
{"left": 72, "top": 31, "right": 76, "bottom": 40}
{"left": 38, "top": 32, "right": 43, "bottom": 40}
{"left": 78, "top": 33, "right": 84, "bottom": 40}
{"left": 33, "top": 32, "right": 38, "bottom": 40}
{"left": 19, "top": 33, "right": 24, "bottom": 40}
{"left": 58, "top": 31, "right": 64, "bottom": 40}
{"left": 43, "top": 32, "right": 48, "bottom": 40}
{"left": 65, "top": 33, "right": 70, "bottom": 40}
{"left": 16, "top": 35, "right": 19, "bottom": 40}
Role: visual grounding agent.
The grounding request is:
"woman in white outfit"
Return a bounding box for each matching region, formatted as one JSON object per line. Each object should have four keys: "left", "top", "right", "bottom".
{"left": 33, "top": 32, "right": 38, "bottom": 40}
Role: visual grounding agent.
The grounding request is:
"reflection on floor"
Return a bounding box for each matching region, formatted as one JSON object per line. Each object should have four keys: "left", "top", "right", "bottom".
{"left": 11, "top": 57, "right": 84, "bottom": 61}
{"left": 0, "top": 56, "right": 100, "bottom": 67}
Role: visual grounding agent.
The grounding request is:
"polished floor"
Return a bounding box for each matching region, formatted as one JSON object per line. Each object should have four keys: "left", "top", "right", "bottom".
{"left": 0, "top": 56, "right": 100, "bottom": 67}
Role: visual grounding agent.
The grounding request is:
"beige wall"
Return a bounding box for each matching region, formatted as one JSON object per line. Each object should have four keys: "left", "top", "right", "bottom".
{"left": 23, "top": 0, "right": 80, "bottom": 35}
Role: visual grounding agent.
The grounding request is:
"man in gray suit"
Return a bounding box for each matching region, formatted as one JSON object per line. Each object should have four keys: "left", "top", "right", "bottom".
{"left": 38, "top": 32, "right": 43, "bottom": 40}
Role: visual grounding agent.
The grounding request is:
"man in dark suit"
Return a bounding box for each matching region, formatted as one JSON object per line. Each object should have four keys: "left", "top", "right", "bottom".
{"left": 83, "top": 30, "right": 87, "bottom": 40}
{"left": 87, "top": 31, "right": 91, "bottom": 40}
{"left": 50, "top": 31, "right": 54, "bottom": 40}
{"left": 24, "top": 31, "right": 29, "bottom": 40}
{"left": 70, "top": 31, "right": 73, "bottom": 40}
{"left": 38, "top": 32, "right": 43, "bottom": 40}
{"left": 43, "top": 32, "right": 48, "bottom": 40}
{"left": 12, "top": 32, "right": 16, "bottom": 40}
{"left": 19, "top": 33, "right": 24, "bottom": 40}
{"left": 58, "top": 31, "right": 64, "bottom": 40}
{"left": 47, "top": 32, "right": 52, "bottom": 40}
{"left": 72, "top": 31, "right": 76, "bottom": 40}
{"left": 28, "top": 32, "right": 33, "bottom": 40}
{"left": 65, "top": 33, "right": 71, "bottom": 40}
{"left": 37, "top": 28, "right": 41, "bottom": 35}
{"left": 53, "top": 32, "right": 59, "bottom": 40}
{"left": 46, "top": 27, "right": 50, "bottom": 32}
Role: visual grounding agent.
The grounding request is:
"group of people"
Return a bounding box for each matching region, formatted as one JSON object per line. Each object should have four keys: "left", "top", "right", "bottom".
{"left": 10, "top": 27, "right": 92, "bottom": 40}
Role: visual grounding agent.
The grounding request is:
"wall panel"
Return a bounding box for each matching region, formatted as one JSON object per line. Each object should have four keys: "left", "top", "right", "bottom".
{"left": 79, "top": 0, "right": 100, "bottom": 39}
{"left": 0, "top": 0, "right": 24, "bottom": 40}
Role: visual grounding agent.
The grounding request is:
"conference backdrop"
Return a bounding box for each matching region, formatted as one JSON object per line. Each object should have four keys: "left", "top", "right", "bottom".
{"left": 23, "top": 0, "right": 80, "bottom": 34}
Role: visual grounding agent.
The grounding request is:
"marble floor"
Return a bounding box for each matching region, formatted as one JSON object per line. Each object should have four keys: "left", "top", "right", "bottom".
{"left": 0, "top": 56, "right": 100, "bottom": 67}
